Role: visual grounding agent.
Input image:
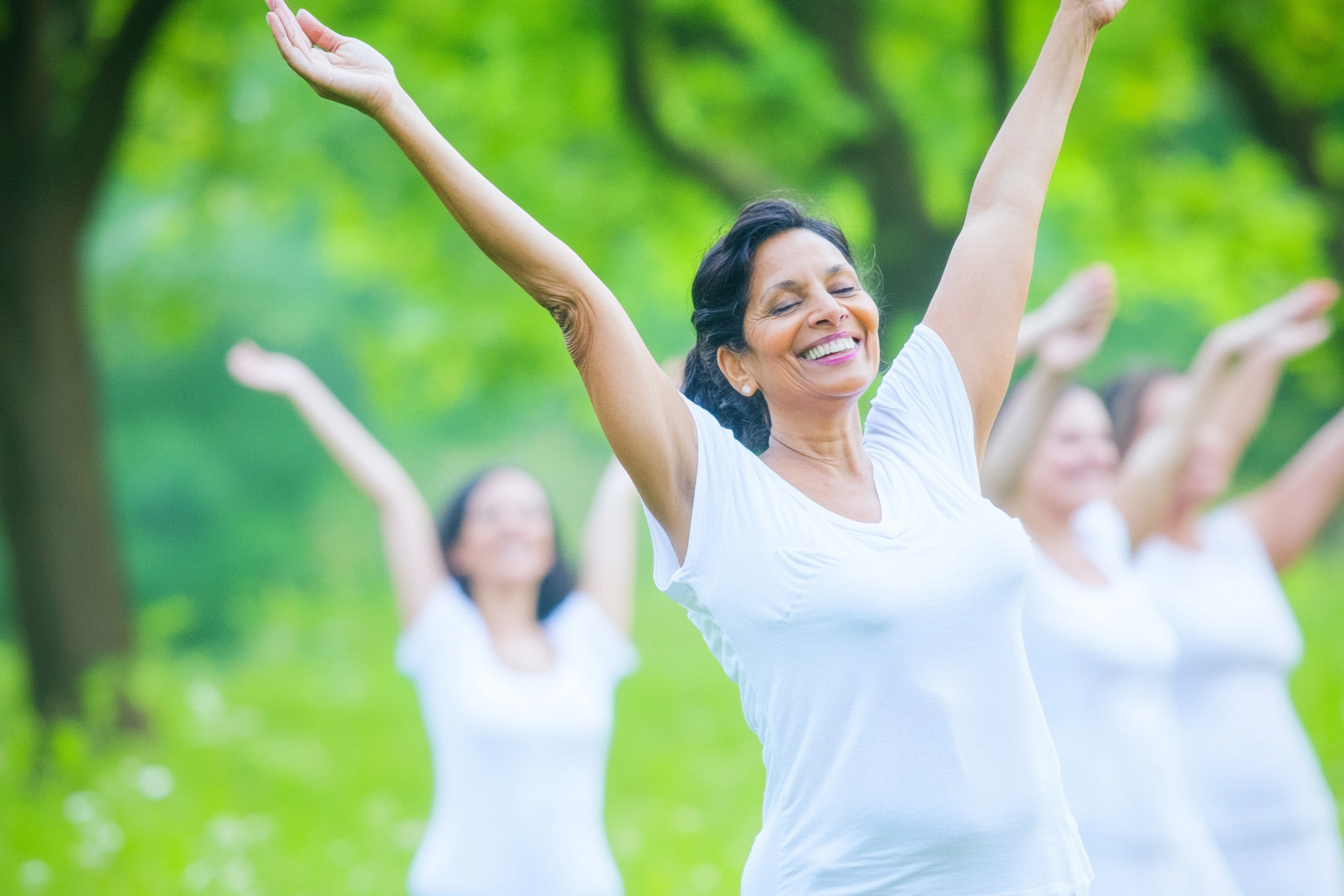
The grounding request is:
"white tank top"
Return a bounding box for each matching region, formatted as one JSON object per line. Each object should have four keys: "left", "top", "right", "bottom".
{"left": 395, "top": 581, "right": 637, "bottom": 896}
{"left": 1137, "top": 505, "right": 1339, "bottom": 844}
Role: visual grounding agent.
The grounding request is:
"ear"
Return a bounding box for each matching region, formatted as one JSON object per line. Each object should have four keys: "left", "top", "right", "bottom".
{"left": 717, "top": 345, "right": 758, "bottom": 397}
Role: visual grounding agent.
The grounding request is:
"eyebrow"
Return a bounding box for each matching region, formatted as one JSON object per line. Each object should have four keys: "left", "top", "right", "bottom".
{"left": 763, "top": 263, "right": 855, "bottom": 298}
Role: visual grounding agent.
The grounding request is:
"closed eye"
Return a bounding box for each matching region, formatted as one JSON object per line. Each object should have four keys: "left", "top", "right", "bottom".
{"left": 770, "top": 301, "right": 801, "bottom": 316}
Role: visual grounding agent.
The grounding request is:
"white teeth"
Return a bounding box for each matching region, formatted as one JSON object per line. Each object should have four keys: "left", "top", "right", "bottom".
{"left": 802, "top": 336, "right": 857, "bottom": 361}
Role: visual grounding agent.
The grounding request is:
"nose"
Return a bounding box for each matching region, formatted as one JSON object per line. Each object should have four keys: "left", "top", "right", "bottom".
{"left": 806, "top": 286, "right": 849, "bottom": 327}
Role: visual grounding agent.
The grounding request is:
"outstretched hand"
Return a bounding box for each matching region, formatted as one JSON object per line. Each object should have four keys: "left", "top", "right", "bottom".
{"left": 1261, "top": 280, "right": 1339, "bottom": 361}
{"left": 1035, "top": 263, "right": 1117, "bottom": 372}
{"left": 265, "top": 0, "right": 400, "bottom": 117}
{"left": 1199, "top": 278, "right": 1338, "bottom": 372}
{"left": 227, "top": 340, "right": 309, "bottom": 395}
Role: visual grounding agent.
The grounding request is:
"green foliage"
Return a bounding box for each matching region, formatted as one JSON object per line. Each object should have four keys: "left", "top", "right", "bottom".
{"left": 15, "top": 0, "right": 1322, "bottom": 633}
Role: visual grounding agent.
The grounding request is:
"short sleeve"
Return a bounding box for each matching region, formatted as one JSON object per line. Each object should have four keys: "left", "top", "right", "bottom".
{"left": 395, "top": 579, "right": 473, "bottom": 678}
{"left": 1203, "top": 504, "right": 1270, "bottom": 562}
{"left": 1070, "top": 500, "right": 1133, "bottom": 579}
{"left": 550, "top": 593, "right": 639, "bottom": 682}
{"left": 864, "top": 325, "right": 980, "bottom": 490}
{"left": 643, "top": 395, "right": 754, "bottom": 595}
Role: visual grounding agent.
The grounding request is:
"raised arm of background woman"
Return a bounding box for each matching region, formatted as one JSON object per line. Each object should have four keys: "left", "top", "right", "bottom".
{"left": 263, "top": 0, "right": 695, "bottom": 555}
{"left": 1112, "top": 291, "right": 1335, "bottom": 549}
{"left": 226, "top": 340, "right": 445, "bottom": 625}
{"left": 578, "top": 458, "right": 640, "bottom": 634}
{"left": 923, "top": 0, "right": 1126, "bottom": 456}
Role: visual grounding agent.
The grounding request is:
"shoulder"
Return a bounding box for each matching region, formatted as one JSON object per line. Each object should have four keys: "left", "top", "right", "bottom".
{"left": 1202, "top": 503, "right": 1265, "bottom": 554}
{"left": 395, "top": 579, "right": 478, "bottom": 676}
{"left": 865, "top": 325, "right": 979, "bottom": 490}
{"left": 550, "top": 591, "right": 639, "bottom": 680}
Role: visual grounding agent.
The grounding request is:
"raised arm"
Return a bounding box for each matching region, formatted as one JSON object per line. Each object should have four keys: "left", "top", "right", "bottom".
{"left": 924, "top": 0, "right": 1125, "bottom": 456}
{"left": 1112, "top": 293, "right": 1332, "bottom": 548}
{"left": 1239, "top": 403, "right": 1344, "bottom": 571}
{"left": 264, "top": 0, "right": 696, "bottom": 557}
{"left": 1204, "top": 280, "right": 1338, "bottom": 489}
{"left": 983, "top": 267, "right": 1116, "bottom": 508}
{"left": 227, "top": 341, "right": 443, "bottom": 625}
{"left": 577, "top": 458, "right": 641, "bottom": 634}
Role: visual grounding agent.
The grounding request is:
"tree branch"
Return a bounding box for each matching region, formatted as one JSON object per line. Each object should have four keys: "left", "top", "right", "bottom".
{"left": 63, "top": 0, "right": 178, "bottom": 222}
{"left": 608, "top": 0, "right": 761, "bottom": 206}
{"left": 985, "top": 0, "right": 1011, "bottom": 124}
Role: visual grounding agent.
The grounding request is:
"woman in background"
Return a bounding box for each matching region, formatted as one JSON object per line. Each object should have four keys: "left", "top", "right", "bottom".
{"left": 1106, "top": 279, "right": 1344, "bottom": 896}
{"left": 227, "top": 340, "right": 641, "bottom": 896}
{"left": 983, "top": 272, "right": 1332, "bottom": 895}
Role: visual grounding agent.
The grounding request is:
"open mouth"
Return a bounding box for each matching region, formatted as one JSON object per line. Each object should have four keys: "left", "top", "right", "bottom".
{"left": 801, "top": 335, "right": 858, "bottom": 361}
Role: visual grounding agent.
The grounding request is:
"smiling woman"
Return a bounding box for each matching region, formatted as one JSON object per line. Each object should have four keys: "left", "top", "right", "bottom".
{"left": 262, "top": 0, "right": 1129, "bottom": 889}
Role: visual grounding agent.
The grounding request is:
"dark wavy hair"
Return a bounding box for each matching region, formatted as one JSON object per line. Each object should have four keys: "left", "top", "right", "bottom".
{"left": 683, "top": 198, "right": 862, "bottom": 453}
{"left": 437, "top": 468, "right": 574, "bottom": 621}
{"left": 1100, "top": 368, "right": 1178, "bottom": 457}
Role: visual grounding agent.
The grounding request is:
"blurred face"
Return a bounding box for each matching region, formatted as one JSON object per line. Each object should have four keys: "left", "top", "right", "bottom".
{"left": 1134, "top": 375, "right": 1232, "bottom": 507}
{"left": 724, "top": 229, "right": 881, "bottom": 415}
{"left": 1022, "top": 388, "right": 1119, "bottom": 517}
{"left": 447, "top": 469, "right": 555, "bottom": 600}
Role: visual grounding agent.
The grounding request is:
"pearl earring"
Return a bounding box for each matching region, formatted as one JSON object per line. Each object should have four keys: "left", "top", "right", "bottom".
{"left": 742, "top": 386, "right": 753, "bottom": 396}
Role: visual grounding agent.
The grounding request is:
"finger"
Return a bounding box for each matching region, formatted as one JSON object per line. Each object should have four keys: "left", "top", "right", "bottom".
{"left": 296, "top": 8, "right": 345, "bottom": 53}
{"left": 274, "top": 0, "right": 315, "bottom": 57}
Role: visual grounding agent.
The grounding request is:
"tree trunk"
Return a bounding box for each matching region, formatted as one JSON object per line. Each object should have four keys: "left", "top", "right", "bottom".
{"left": 0, "top": 192, "right": 134, "bottom": 718}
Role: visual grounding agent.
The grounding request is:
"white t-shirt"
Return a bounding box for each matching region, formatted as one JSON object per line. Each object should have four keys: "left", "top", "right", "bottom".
{"left": 1021, "top": 501, "right": 1237, "bottom": 888}
{"left": 1022, "top": 501, "right": 1185, "bottom": 844}
{"left": 1137, "top": 505, "right": 1340, "bottom": 844}
{"left": 396, "top": 580, "right": 637, "bottom": 896}
{"left": 644, "top": 325, "right": 1091, "bottom": 896}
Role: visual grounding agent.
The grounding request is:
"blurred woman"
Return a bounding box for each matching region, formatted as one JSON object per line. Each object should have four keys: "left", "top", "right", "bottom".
{"left": 262, "top": 0, "right": 1129, "bottom": 889}
{"left": 983, "top": 272, "right": 1332, "bottom": 896}
{"left": 1104, "top": 279, "right": 1344, "bottom": 896}
{"left": 227, "top": 341, "right": 641, "bottom": 896}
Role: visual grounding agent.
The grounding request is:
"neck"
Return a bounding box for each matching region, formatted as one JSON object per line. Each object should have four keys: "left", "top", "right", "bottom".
{"left": 1015, "top": 493, "right": 1076, "bottom": 554}
{"left": 1160, "top": 501, "right": 1202, "bottom": 548}
{"left": 471, "top": 580, "right": 544, "bottom": 634}
{"left": 763, "top": 397, "right": 867, "bottom": 476}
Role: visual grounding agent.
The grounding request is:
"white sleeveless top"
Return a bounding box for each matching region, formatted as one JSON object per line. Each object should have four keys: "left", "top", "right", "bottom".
{"left": 644, "top": 326, "right": 1091, "bottom": 896}
{"left": 396, "top": 580, "right": 637, "bottom": 896}
{"left": 1021, "top": 501, "right": 1240, "bottom": 895}
{"left": 1137, "top": 505, "right": 1340, "bottom": 845}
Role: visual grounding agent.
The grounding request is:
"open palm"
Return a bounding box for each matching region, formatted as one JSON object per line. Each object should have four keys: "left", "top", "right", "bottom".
{"left": 265, "top": 0, "right": 399, "bottom": 116}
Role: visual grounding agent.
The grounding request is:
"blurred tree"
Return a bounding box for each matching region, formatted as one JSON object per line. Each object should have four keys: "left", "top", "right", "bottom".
{"left": 0, "top": 0, "right": 179, "bottom": 717}
{"left": 1188, "top": 0, "right": 1344, "bottom": 279}
{"left": 611, "top": 0, "right": 958, "bottom": 320}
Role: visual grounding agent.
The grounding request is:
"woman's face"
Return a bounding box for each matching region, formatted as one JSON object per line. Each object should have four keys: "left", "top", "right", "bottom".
{"left": 1134, "top": 375, "right": 1232, "bottom": 507}
{"left": 727, "top": 229, "right": 881, "bottom": 414}
{"left": 1023, "top": 388, "right": 1119, "bottom": 516}
{"left": 448, "top": 469, "right": 555, "bottom": 598}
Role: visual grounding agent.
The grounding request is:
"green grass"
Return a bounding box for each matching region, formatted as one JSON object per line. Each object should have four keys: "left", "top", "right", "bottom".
{"left": 0, "top": 578, "right": 763, "bottom": 896}
{"left": 1, "top": 554, "right": 1341, "bottom": 896}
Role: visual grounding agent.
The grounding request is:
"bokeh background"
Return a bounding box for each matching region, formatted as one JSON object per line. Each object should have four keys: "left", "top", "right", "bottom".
{"left": 2, "top": 0, "right": 1343, "bottom": 893}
